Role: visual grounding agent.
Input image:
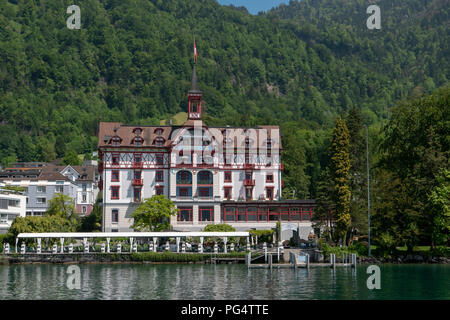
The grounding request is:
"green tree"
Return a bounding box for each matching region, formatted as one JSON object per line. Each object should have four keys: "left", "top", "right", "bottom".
{"left": 428, "top": 169, "right": 450, "bottom": 248}
{"left": 131, "top": 195, "right": 178, "bottom": 231}
{"left": 45, "top": 193, "right": 79, "bottom": 228}
{"left": 203, "top": 224, "right": 236, "bottom": 232}
{"left": 329, "top": 117, "right": 351, "bottom": 245}
{"left": 312, "top": 167, "right": 335, "bottom": 241}
{"left": 345, "top": 106, "right": 367, "bottom": 240}
{"left": 63, "top": 149, "right": 81, "bottom": 166}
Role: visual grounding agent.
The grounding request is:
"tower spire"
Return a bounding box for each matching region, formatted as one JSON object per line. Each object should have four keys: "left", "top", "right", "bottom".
{"left": 187, "top": 38, "right": 202, "bottom": 119}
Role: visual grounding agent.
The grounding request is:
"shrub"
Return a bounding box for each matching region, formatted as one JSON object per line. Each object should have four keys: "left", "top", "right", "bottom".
{"left": 249, "top": 230, "right": 274, "bottom": 243}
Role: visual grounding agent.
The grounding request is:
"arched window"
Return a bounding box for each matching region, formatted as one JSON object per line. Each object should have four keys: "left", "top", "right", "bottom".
{"left": 154, "top": 128, "right": 164, "bottom": 135}
{"left": 197, "top": 170, "right": 213, "bottom": 185}
{"left": 176, "top": 171, "right": 192, "bottom": 185}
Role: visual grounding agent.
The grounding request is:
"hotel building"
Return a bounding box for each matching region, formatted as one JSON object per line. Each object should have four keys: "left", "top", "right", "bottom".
{"left": 98, "top": 64, "right": 315, "bottom": 238}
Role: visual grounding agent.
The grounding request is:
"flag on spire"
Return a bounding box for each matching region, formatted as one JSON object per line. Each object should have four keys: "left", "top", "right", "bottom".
{"left": 194, "top": 39, "right": 197, "bottom": 63}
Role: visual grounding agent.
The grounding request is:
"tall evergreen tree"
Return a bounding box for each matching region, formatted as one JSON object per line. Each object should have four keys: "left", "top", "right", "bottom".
{"left": 329, "top": 117, "right": 351, "bottom": 245}
{"left": 345, "top": 107, "right": 367, "bottom": 240}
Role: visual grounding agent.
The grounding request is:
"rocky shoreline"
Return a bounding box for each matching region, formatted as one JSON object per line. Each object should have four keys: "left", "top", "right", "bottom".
{"left": 358, "top": 255, "right": 449, "bottom": 264}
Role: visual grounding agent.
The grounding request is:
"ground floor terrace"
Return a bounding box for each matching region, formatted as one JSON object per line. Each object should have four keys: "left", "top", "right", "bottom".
{"left": 8, "top": 232, "right": 253, "bottom": 255}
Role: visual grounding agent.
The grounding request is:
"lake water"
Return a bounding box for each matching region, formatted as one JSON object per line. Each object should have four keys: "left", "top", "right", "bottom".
{"left": 0, "top": 264, "right": 448, "bottom": 300}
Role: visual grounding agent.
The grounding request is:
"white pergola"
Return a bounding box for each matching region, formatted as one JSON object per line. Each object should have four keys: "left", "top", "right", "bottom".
{"left": 14, "top": 232, "right": 252, "bottom": 254}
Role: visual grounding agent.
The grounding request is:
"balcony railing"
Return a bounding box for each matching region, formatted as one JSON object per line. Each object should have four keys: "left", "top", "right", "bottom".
{"left": 132, "top": 179, "right": 143, "bottom": 186}
{"left": 243, "top": 179, "right": 255, "bottom": 186}
{"left": 244, "top": 163, "right": 255, "bottom": 169}
{"left": 132, "top": 162, "right": 143, "bottom": 169}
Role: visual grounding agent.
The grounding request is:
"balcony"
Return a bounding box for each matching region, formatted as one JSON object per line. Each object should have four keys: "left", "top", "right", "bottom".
{"left": 132, "top": 178, "right": 143, "bottom": 186}
{"left": 132, "top": 162, "right": 143, "bottom": 169}
{"left": 243, "top": 179, "right": 255, "bottom": 186}
{"left": 244, "top": 163, "right": 255, "bottom": 170}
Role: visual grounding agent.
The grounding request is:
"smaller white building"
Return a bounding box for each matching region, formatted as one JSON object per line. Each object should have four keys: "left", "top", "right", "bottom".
{"left": 0, "top": 189, "right": 26, "bottom": 234}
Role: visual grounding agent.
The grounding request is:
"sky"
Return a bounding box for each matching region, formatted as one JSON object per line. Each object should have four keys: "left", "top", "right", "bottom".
{"left": 217, "top": 0, "right": 290, "bottom": 14}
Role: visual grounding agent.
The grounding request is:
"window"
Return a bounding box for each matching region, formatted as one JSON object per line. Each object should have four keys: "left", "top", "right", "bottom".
{"left": 111, "top": 186, "right": 120, "bottom": 199}
{"left": 266, "top": 187, "right": 274, "bottom": 200}
{"left": 176, "top": 171, "right": 192, "bottom": 184}
{"left": 156, "top": 186, "right": 164, "bottom": 195}
{"left": 224, "top": 187, "right": 232, "bottom": 200}
{"left": 134, "top": 171, "right": 141, "bottom": 180}
{"left": 178, "top": 207, "right": 192, "bottom": 222}
{"left": 245, "top": 188, "right": 252, "bottom": 200}
{"left": 155, "top": 137, "right": 165, "bottom": 147}
{"left": 134, "top": 187, "right": 141, "bottom": 202}
{"left": 55, "top": 186, "right": 64, "bottom": 193}
{"left": 199, "top": 207, "right": 214, "bottom": 222}
{"left": 37, "top": 197, "right": 46, "bottom": 204}
{"left": 223, "top": 207, "right": 236, "bottom": 222}
{"left": 112, "top": 209, "right": 119, "bottom": 223}
{"left": 224, "top": 171, "right": 232, "bottom": 183}
{"left": 198, "top": 187, "right": 211, "bottom": 197}
{"left": 156, "top": 154, "right": 164, "bottom": 165}
{"left": 112, "top": 154, "right": 120, "bottom": 165}
{"left": 266, "top": 174, "right": 274, "bottom": 183}
{"left": 154, "top": 128, "right": 163, "bottom": 135}
{"left": 135, "top": 140, "right": 142, "bottom": 147}
{"left": 134, "top": 154, "right": 142, "bottom": 163}
{"left": 134, "top": 128, "right": 142, "bottom": 135}
{"left": 178, "top": 187, "right": 189, "bottom": 197}
{"left": 111, "top": 170, "right": 120, "bottom": 182}
{"left": 197, "top": 171, "right": 212, "bottom": 185}
{"left": 82, "top": 184, "right": 87, "bottom": 192}
{"left": 82, "top": 206, "right": 87, "bottom": 214}
{"left": 26, "top": 211, "right": 32, "bottom": 216}
{"left": 37, "top": 186, "right": 46, "bottom": 193}
{"left": 155, "top": 171, "right": 164, "bottom": 182}
{"left": 8, "top": 200, "right": 19, "bottom": 207}
{"left": 82, "top": 194, "right": 87, "bottom": 203}
{"left": 26, "top": 198, "right": 28, "bottom": 204}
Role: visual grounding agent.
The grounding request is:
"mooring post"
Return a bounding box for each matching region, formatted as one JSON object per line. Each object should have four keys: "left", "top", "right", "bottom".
{"left": 351, "top": 253, "right": 357, "bottom": 268}
{"left": 37, "top": 238, "right": 41, "bottom": 254}
{"left": 176, "top": 237, "right": 180, "bottom": 253}
{"left": 306, "top": 253, "right": 310, "bottom": 270}
{"left": 60, "top": 238, "right": 64, "bottom": 254}
{"left": 153, "top": 237, "right": 158, "bottom": 252}
{"left": 106, "top": 237, "right": 110, "bottom": 253}
{"left": 21, "top": 242, "right": 26, "bottom": 254}
{"left": 246, "top": 237, "right": 250, "bottom": 252}
{"left": 199, "top": 237, "right": 204, "bottom": 253}
{"left": 246, "top": 252, "right": 251, "bottom": 268}
{"left": 68, "top": 243, "right": 73, "bottom": 254}
{"left": 263, "top": 242, "right": 267, "bottom": 262}
{"left": 330, "top": 253, "right": 336, "bottom": 269}
{"left": 269, "top": 253, "right": 273, "bottom": 271}
{"left": 223, "top": 237, "right": 228, "bottom": 254}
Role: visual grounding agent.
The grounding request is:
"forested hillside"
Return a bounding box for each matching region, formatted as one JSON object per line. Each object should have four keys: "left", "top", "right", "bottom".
{"left": 0, "top": 0, "right": 448, "bottom": 198}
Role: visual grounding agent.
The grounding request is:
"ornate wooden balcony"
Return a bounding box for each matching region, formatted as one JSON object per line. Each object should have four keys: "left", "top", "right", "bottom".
{"left": 132, "top": 162, "right": 143, "bottom": 169}
{"left": 244, "top": 163, "right": 255, "bottom": 170}
{"left": 243, "top": 179, "right": 255, "bottom": 186}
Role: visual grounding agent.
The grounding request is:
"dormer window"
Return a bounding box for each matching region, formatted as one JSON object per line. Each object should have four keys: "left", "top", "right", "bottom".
{"left": 155, "top": 137, "right": 165, "bottom": 147}
{"left": 132, "top": 136, "right": 143, "bottom": 146}
{"left": 133, "top": 128, "right": 142, "bottom": 135}
{"left": 154, "top": 128, "right": 163, "bottom": 135}
{"left": 112, "top": 137, "right": 120, "bottom": 147}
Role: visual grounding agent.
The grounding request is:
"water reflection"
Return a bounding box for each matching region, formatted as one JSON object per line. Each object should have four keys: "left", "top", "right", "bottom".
{"left": 0, "top": 264, "right": 448, "bottom": 300}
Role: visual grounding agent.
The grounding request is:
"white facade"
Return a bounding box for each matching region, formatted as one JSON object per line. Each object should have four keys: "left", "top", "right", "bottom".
{"left": 0, "top": 189, "right": 26, "bottom": 234}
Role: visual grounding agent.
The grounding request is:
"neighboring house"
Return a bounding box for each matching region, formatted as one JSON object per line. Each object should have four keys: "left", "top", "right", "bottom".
{"left": 98, "top": 63, "right": 315, "bottom": 237}
{"left": 0, "top": 188, "right": 26, "bottom": 234}
{"left": 0, "top": 163, "right": 99, "bottom": 217}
